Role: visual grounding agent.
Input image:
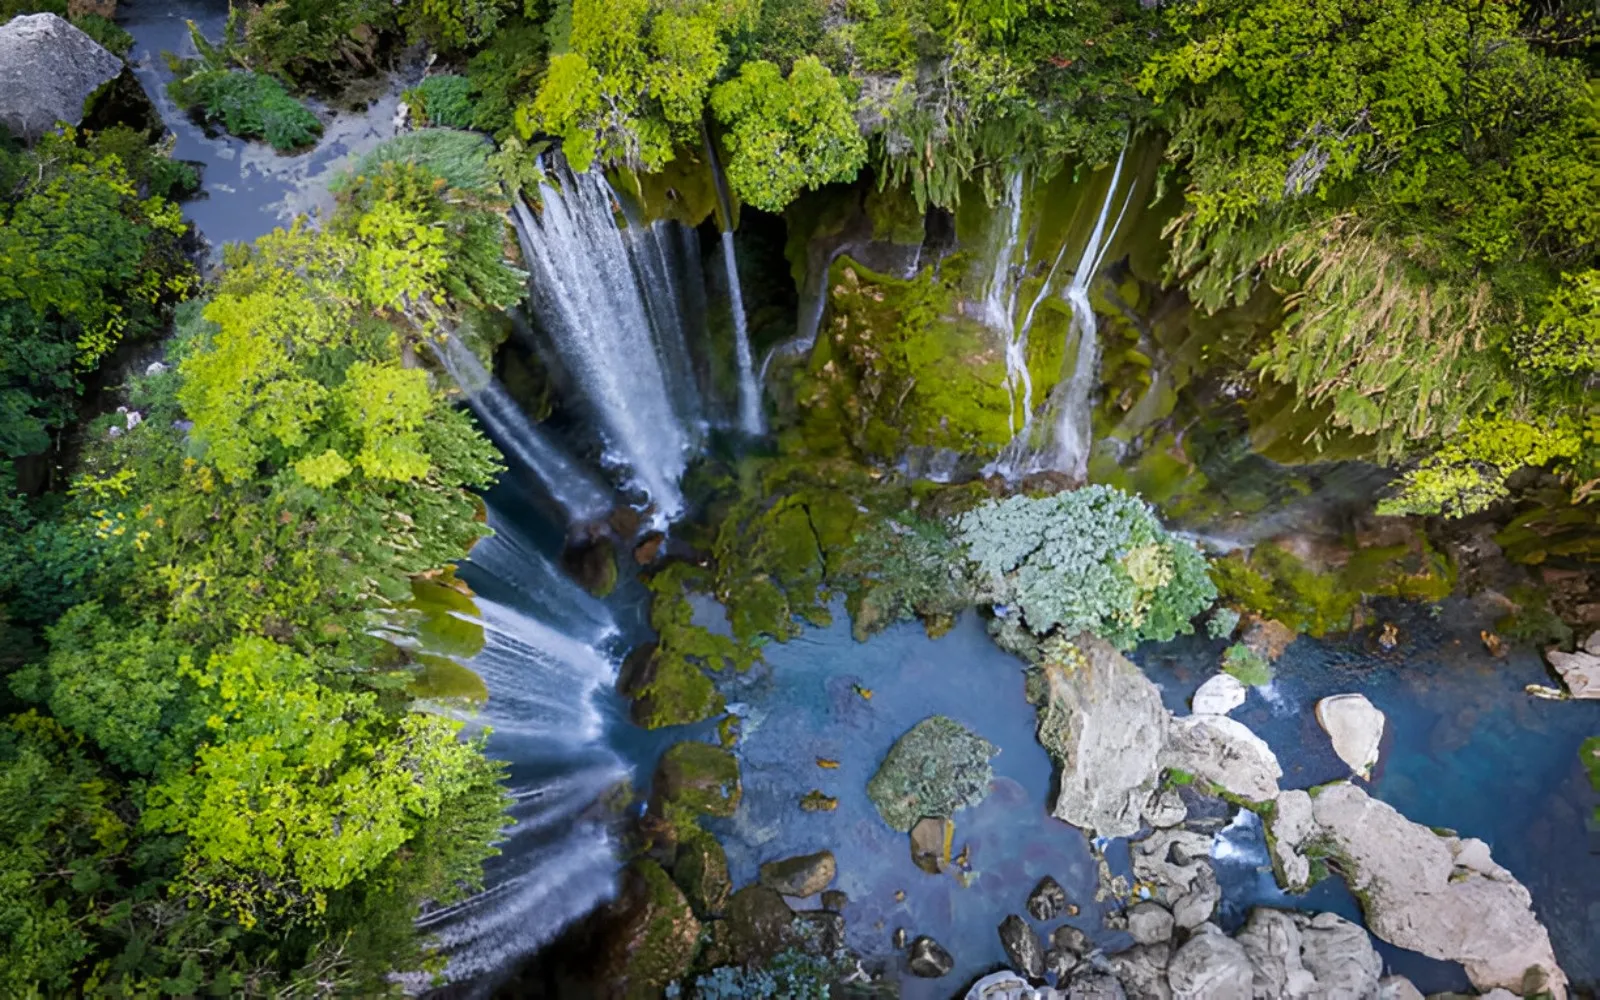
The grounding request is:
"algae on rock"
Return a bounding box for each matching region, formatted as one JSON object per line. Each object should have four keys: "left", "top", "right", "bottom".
{"left": 866, "top": 715, "right": 997, "bottom": 831}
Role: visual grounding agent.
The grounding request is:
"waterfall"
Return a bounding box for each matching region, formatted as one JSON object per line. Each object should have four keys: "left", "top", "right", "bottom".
{"left": 983, "top": 172, "right": 1030, "bottom": 437}
{"left": 704, "top": 134, "right": 764, "bottom": 435}
{"left": 512, "top": 169, "right": 701, "bottom": 519}
{"left": 1042, "top": 141, "right": 1133, "bottom": 479}
{"left": 434, "top": 333, "right": 613, "bottom": 522}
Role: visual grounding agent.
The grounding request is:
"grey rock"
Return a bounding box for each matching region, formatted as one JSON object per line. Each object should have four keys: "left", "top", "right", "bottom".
{"left": 820, "top": 889, "right": 848, "bottom": 911}
{"left": 1052, "top": 924, "right": 1093, "bottom": 958}
{"left": 1127, "top": 901, "right": 1175, "bottom": 946}
{"left": 1315, "top": 694, "right": 1386, "bottom": 778}
{"left": 1547, "top": 631, "right": 1600, "bottom": 698}
{"left": 868, "top": 716, "right": 997, "bottom": 831}
{"left": 1109, "top": 943, "right": 1173, "bottom": 1000}
{"left": 1271, "top": 790, "right": 1316, "bottom": 892}
{"left": 1066, "top": 969, "right": 1128, "bottom": 1000}
{"left": 1376, "top": 977, "right": 1424, "bottom": 1000}
{"left": 0, "top": 14, "right": 123, "bottom": 142}
{"left": 1160, "top": 713, "right": 1282, "bottom": 804}
{"left": 1142, "top": 785, "right": 1188, "bottom": 829}
{"left": 964, "top": 972, "right": 1044, "bottom": 1000}
{"left": 1028, "top": 875, "right": 1069, "bottom": 920}
{"left": 1131, "top": 828, "right": 1218, "bottom": 930}
{"left": 1032, "top": 636, "right": 1169, "bottom": 837}
{"left": 1167, "top": 922, "right": 1254, "bottom": 1000}
{"left": 999, "top": 913, "right": 1045, "bottom": 980}
{"left": 1237, "top": 908, "right": 1380, "bottom": 998}
{"left": 1280, "top": 782, "right": 1568, "bottom": 998}
{"left": 908, "top": 935, "right": 954, "bottom": 978}
{"left": 793, "top": 910, "right": 845, "bottom": 953}
{"left": 1191, "top": 673, "right": 1247, "bottom": 716}
{"left": 758, "top": 850, "right": 836, "bottom": 898}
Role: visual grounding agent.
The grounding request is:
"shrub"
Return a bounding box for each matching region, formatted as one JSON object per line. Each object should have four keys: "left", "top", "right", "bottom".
{"left": 168, "top": 68, "right": 321, "bottom": 152}
{"left": 957, "top": 486, "right": 1216, "bottom": 649}
{"left": 1222, "top": 643, "right": 1272, "bottom": 687}
{"left": 404, "top": 74, "right": 475, "bottom": 128}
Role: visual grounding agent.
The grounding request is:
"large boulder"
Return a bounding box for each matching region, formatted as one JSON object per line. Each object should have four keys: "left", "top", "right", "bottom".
{"left": 1235, "top": 908, "right": 1382, "bottom": 999}
{"left": 589, "top": 860, "right": 701, "bottom": 998}
{"left": 1315, "top": 694, "right": 1385, "bottom": 778}
{"left": 908, "top": 935, "right": 955, "bottom": 977}
{"left": 1546, "top": 631, "right": 1600, "bottom": 698}
{"left": 1167, "top": 922, "right": 1254, "bottom": 1000}
{"left": 758, "top": 850, "right": 836, "bottom": 898}
{"left": 1109, "top": 944, "right": 1173, "bottom": 1000}
{"left": 1160, "top": 713, "right": 1282, "bottom": 804}
{"left": 998, "top": 914, "right": 1045, "bottom": 980}
{"left": 673, "top": 827, "right": 732, "bottom": 916}
{"left": 867, "top": 715, "right": 997, "bottom": 831}
{"left": 1031, "top": 636, "right": 1169, "bottom": 837}
{"left": 1127, "top": 901, "right": 1176, "bottom": 946}
{"left": 653, "top": 741, "right": 741, "bottom": 818}
{"left": 0, "top": 13, "right": 123, "bottom": 142}
{"left": 1131, "top": 827, "right": 1220, "bottom": 929}
{"left": 1191, "top": 673, "right": 1247, "bottom": 716}
{"left": 1278, "top": 782, "right": 1567, "bottom": 998}
{"left": 1270, "top": 789, "right": 1317, "bottom": 891}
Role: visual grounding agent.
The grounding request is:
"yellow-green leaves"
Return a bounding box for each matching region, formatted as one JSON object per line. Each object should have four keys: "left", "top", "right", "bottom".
{"left": 339, "top": 362, "right": 434, "bottom": 482}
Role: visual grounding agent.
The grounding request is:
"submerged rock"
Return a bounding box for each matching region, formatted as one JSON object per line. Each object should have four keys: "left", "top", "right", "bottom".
{"left": 758, "top": 850, "right": 836, "bottom": 898}
{"left": 909, "top": 815, "right": 954, "bottom": 874}
{"left": 1315, "top": 693, "right": 1386, "bottom": 778}
{"left": 1160, "top": 713, "right": 1282, "bottom": 803}
{"left": 1027, "top": 874, "right": 1068, "bottom": 920}
{"left": 867, "top": 715, "right": 997, "bottom": 831}
{"left": 1546, "top": 631, "right": 1600, "bottom": 698}
{"left": 1276, "top": 781, "right": 1568, "bottom": 998}
{"left": 1190, "top": 673, "right": 1247, "bottom": 716}
{"left": 1240, "top": 616, "right": 1297, "bottom": 662}
{"left": 562, "top": 534, "right": 619, "bottom": 597}
{"left": 0, "top": 14, "right": 123, "bottom": 142}
{"left": 908, "top": 935, "right": 954, "bottom": 977}
{"left": 1032, "top": 636, "right": 1168, "bottom": 837}
{"left": 997, "top": 914, "right": 1044, "bottom": 980}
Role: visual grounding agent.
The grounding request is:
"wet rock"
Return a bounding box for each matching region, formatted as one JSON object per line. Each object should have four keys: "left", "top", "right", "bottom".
{"left": 1546, "top": 631, "right": 1600, "bottom": 698}
{"left": 616, "top": 642, "right": 659, "bottom": 699}
{"left": 908, "top": 935, "right": 954, "bottom": 977}
{"left": 1236, "top": 908, "right": 1381, "bottom": 998}
{"left": 820, "top": 889, "right": 848, "bottom": 911}
{"left": 721, "top": 885, "right": 796, "bottom": 965}
{"left": 758, "top": 850, "right": 836, "bottom": 898}
{"left": 1032, "top": 636, "right": 1168, "bottom": 837}
{"left": 1109, "top": 943, "right": 1173, "bottom": 1000}
{"left": 800, "top": 790, "right": 838, "bottom": 812}
{"left": 1279, "top": 781, "right": 1568, "bottom": 998}
{"left": 1027, "top": 875, "right": 1068, "bottom": 920}
{"left": 590, "top": 860, "right": 701, "bottom": 997}
{"left": 1315, "top": 693, "right": 1386, "bottom": 778}
{"left": 1065, "top": 969, "right": 1128, "bottom": 1000}
{"left": 653, "top": 741, "right": 741, "bottom": 818}
{"left": 1166, "top": 922, "right": 1253, "bottom": 999}
{"left": 1127, "top": 901, "right": 1175, "bottom": 946}
{"left": 909, "top": 815, "right": 953, "bottom": 874}
{"left": 1270, "top": 789, "right": 1316, "bottom": 891}
{"left": 998, "top": 914, "right": 1044, "bottom": 980}
{"left": 1160, "top": 713, "right": 1282, "bottom": 804}
{"left": 1051, "top": 924, "right": 1092, "bottom": 958}
{"left": 632, "top": 530, "right": 665, "bottom": 564}
{"left": 0, "top": 14, "right": 123, "bottom": 142}
{"left": 893, "top": 926, "right": 907, "bottom": 949}
{"left": 673, "top": 827, "right": 732, "bottom": 916}
{"left": 1240, "top": 616, "right": 1297, "bottom": 662}
{"left": 562, "top": 534, "right": 618, "bottom": 597}
{"left": 1190, "top": 673, "right": 1246, "bottom": 716}
{"left": 1044, "top": 943, "right": 1078, "bottom": 981}
{"left": 793, "top": 910, "right": 846, "bottom": 953}
{"left": 867, "top": 715, "right": 997, "bottom": 831}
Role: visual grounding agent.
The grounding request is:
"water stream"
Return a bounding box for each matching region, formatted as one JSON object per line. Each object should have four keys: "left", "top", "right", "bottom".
{"left": 703, "top": 135, "right": 764, "bottom": 436}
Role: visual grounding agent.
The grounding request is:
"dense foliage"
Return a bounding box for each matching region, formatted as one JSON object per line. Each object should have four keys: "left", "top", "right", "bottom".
{"left": 0, "top": 129, "right": 519, "bottom": 993}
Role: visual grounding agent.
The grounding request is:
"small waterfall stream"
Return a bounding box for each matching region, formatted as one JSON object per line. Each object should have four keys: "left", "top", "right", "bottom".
{"left": 511, "top": 170, "right": 701, "bottom": 519}
{"left": 704, "top": 136, "right": 764, "bottom": 435}
{"left": 435, "top": 333, "right": 613, "bottom": 522}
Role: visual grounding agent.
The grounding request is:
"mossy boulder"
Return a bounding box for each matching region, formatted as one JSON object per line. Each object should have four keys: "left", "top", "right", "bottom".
{"left": 624, "top": 642, "right": 726, "bottom": 730}
{"left": 673, "top": 826, "right": 733, "bottom": 917}
{"left": 718, "top": 885, "right": 799, "bottom": 966}
{"left": 563, "top": 535, "right": 619, "bottom": 598}
{"left": 655, "top": 741, "right": 742, "bottom": 818}
{"left": 594, "top": 860, "right": 702, "bottom": 999}
{"left": 867, "top": 715, "right": 997, "bottom": 831}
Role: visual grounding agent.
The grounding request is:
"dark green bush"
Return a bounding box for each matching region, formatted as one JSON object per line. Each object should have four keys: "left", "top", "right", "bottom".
{"left": 168, "top": 68, "right": 321, "bottom": 153}
{"left": 405, "top": 74, "right": 475, "bottom": 128}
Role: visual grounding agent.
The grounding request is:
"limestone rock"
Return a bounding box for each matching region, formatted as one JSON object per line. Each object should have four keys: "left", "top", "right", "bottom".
{"left": 1127, "top": 901, "right": 1176, "bottom": 946}
{"left": 1028, "top": 875, "right": 1069, "bottom": 920}
{"left": 758, "top": 850, "right": 836, "bottom": 898}
{"left": 1376, "top": 976, "right": 1424, "bottom": 1000}
{"left": 1066, "top": 969, "right": 1129, "bottom": 999}
{"left": 1109, "top": 943, "right": 1173, "bottom": 1000}
{"left": 867, "top": 715, "right": 997, "bottom": 831}
{"left": 1236, "top": 908, "right": 1381, "bottom": 999}
{"left": 1167, "top": 922, "right": 1254, "bottom": 1000}
{"left": 1546, "top": 631, "right": 1600, "bottom": 698}
{"left": 909, "top": 815, "right": 953, "bottom": 874}
{"left": 1142, "top": 785, "right": 1188, "bottom": 829}
{"left": 673, "top": 828, "right": 732, "bottom": 916}
{"left": 592, "top": 860, "right": 701, "bottom": 996}
{"left": 0, "top": 14, "right": 123, "bottom": 142}
{"left": 1315, "top": 694, "right": 1386, "bottom": 778}
{"left": 1160, "top": 713, "right": 1282, "bottom": 804}
{"left": 1285, "top": 782, "right": 1567, "bottom": 998}
{"left": 1270, "top": 789, "right": 1316, "bottom": 892}
{"left": 998, "top": 914, "right": 1045, "bottom": 980}
{"left": 908, "top": 935, "right": 954, "bottom": 977}
{"left": 1191, "top": 673, "right": 1247, "bottom": 716}
{"left": 1032, "top": 636, "right": 1169, "bottom": 837}
{"left": 1132, "top": 827, "right": 1219, "bottom": 930}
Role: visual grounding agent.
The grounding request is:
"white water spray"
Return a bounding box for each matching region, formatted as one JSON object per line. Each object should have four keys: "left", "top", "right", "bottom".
{"left": 435, "top": 333, "right": 612, "bottom": 522}
{"left": 512, "top": 169, "right": 701, "bottom": 518}
{"left": 704, "top": 135, "right": 764, "bottom": 435}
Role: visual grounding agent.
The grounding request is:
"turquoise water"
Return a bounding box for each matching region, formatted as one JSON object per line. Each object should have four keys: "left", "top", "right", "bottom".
{"left": 698, "top": 601, "right": 1598, "bottom": 996}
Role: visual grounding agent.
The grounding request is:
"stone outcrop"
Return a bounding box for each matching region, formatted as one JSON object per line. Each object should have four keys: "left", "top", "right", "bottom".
{"left": 0, "top": 13, "right": 123, "bottom": 142}
{"left": 1315, "top": 693, "right": 1385, "bottom": 778}
{"left": 909, "top": 815, "right": 953, "bottom": 873}
{"left": 1274, "top": 781, "right": 1568, "bottom": 998}
{"left": 1167, "top": 922, "right": 1253, "bottom": 999}
{"left": 590, "top": 860, "right": 701, "bottom": 996}
{"left": 1546, "top": 631, "right": 1600, "bottom": 698}
{"left": 1032, "top": 636, "right": 1169, "bottom": 837}
{"left": 1235, "top": 909, "right": 1382, "bottom": 999}
{"left": 867, "top": 715, "right": 997, "bottom": 831}
{"left": 1161, "top": 713, "right": 1282, "bottom": 803}
{"left": 1269, "top": 789, "right": 1317, "bottom": 891}
{"left": 757, "top": 850, "right": 835, "bottom": 898}
{"left": 1127, "top": 901, "right": 1176, "bottom": 946}
{"left": 1131, "top": 828, "right": 1220, "bottom": 929}
{"left": 1191, "top": 673, "right": 1247, "bottom": 715}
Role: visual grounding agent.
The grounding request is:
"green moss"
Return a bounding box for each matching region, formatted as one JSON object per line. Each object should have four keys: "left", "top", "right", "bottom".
{"left": 1582, "top": 737, "right": 1600, "bottom": 824}
{"left": 864, "top": 183, "right": 926, "bottom": 245}
{"left": 614, "top": 145, "right": 722, "bottom": 229}
{"left": 1210, "top": 544, "right": 1361, "bottom": 637}
{"left": 1222, "top": 643, "right": 1273, "bottom": 686}
{"left": 656, "top": 741, "right": 742, "bottom": 818}
{"left": 625, "top": 860, "right": 702, "bottom": 998}
{"left": 673, "top": 825, "right": 733, "bottom": 916}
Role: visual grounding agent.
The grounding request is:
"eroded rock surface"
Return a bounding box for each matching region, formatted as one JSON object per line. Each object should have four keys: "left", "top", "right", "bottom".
{"left": 1315, "top": 693, "right": 1385, "bottom": 778}
{"left": 1191, "top": 673, "right": 1247, "bottom": 716}
{"left": 1547, "top": 631, "right": 1600, "bottom": 698}
{"left": 0, "top": 14, "right": 122, "bottom": 142}
{"left": 1160, "top": 713, "right": 1282, "bottom": 803}
{"left": 867, "top": 715, "right": 997, "bottom": 831}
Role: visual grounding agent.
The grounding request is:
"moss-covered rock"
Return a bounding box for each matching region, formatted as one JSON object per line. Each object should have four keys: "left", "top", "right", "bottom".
{"left": 655, "top": 741, "right": 742, "bottom": 819}
{"left": 866, "top": 715, "right": 997, "bottom": 832}
{"left": 594, "top": 860, "right": 702, "bottom": 1000}
{"left": 673, "top": 826, "right": 733, "bottom": 917}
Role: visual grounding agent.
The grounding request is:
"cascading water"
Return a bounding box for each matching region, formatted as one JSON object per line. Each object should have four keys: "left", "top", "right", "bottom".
{"left": 983, "top": 172, "right": 1030, "bottom": 437}
{"left": 704, "top": 135, "right": 764, "bottom": 435}
{"left": 435, "top": 332, "right": 613, "bottom": 522}
{"left": 511, "top": 169, "right": 701, "bottom": 519}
